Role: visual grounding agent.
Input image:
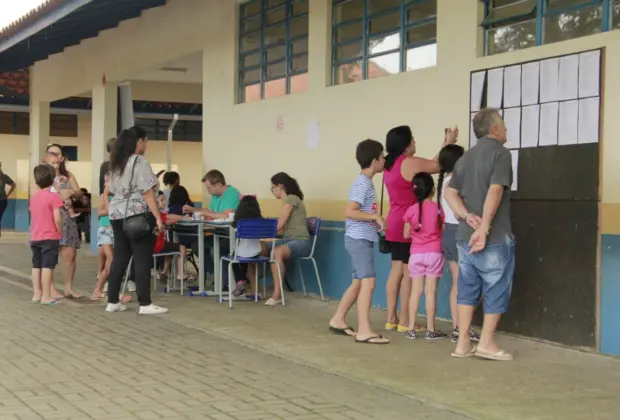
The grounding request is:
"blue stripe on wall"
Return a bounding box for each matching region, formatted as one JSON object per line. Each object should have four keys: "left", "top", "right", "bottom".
{"left": 14, "top": 199, "right": 29, "bottom": 232}
{"left": 601, "top": 234, "right": 620, "bottom": 356}
{"left": 0, "top": 199, "right": 16, "bottom": 230}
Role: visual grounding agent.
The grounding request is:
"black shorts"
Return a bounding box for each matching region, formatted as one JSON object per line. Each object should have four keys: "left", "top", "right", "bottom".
{"left": 161, "top": 242, "right": 181, "bottom": 252}
{"left": 31, "top": 240, "right": 60, "bottom": 269}
{"left": 389, "top": 241, "right": 410, "bottom": 263}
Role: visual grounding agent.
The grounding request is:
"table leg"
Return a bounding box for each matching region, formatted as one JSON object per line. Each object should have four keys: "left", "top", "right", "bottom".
{"left": 213, "top": 233, "right": 220, "bottom": 295}
{"left": 198, "top": 224, "right": 205, "bottom": 295}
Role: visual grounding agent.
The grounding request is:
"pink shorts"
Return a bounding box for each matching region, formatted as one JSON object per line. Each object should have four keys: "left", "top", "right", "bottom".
{"left": 408, "top": 252, "right": 444, "bottom": 278}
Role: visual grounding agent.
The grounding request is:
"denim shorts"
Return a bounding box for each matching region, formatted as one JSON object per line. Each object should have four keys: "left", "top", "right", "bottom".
{"left": 457, "top": 233, "right": 515, "bottom": 314}
{"left": 97, "top": 226, "right": 114, "bottom": 246}
{"left": 265, "top": 237, "right": 312, "bottom": 259}
{"left": 344, "top": 236, "right": 375, "bottom": 280}
{"left": 441, "top": 223, "right": 458, "bottom": 262}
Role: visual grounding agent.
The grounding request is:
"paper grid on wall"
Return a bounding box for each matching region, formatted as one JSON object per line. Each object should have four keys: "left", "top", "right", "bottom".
{"left": 469, "top": 49, "right": 602, "bottom": 192}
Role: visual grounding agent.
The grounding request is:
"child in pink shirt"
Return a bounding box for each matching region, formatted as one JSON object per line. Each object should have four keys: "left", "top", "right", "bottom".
{"left": 403, "top": 172, "right": 447, "bottom": 340}
{"left": 30, "top": 164, "right": 64, "bottom": 305}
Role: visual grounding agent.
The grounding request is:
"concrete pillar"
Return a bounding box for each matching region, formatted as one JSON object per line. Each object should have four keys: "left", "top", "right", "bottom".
{"left": 29, "top": 100, "right": 50, "bottom": 194}
{"left": 308, "top": 0, "right": 331, "bottom": 92}
{"left": 118, "top": 82, "right": 134, "bottom": 130}
{"left": 90, "top": 82, "right": 118, "bottom": 254}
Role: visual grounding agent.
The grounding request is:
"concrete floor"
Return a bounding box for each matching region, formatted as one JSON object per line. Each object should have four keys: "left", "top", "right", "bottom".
{"left": 0, "top": 233, "right": 619, "bottom": 420}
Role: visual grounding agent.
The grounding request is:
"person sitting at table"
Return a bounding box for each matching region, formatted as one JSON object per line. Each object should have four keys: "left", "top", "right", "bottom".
{"left": 183, "top": 170, "right": 241, "bottom": 285}
{"left": 263, "top": 172, "right": 312, "bottom": 306}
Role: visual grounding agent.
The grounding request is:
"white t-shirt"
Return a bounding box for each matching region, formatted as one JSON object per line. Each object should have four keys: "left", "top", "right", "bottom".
{"left": 442, "top": 175, "right": 458, "bottom": 225}
{"left": 236, "top": 238, "right": 261, "bottom": 258}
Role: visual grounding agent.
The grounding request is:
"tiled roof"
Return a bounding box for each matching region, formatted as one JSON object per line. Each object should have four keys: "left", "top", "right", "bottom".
{"left": 0, "top": 69, "right": 29, "bottom": 95}
{"left": 0, "top": 0, "right": 64, "bottom": 38}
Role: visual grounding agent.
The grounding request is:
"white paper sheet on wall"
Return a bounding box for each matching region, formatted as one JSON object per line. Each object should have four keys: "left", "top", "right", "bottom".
{"left": 579, "top": 50, "right": 600, "bottom": 98}
{"left": 522, "top": 61, "right": 540, "bottom": 106}
{"left": 578, "top": 97, "right": 600, "bottom": 144}
{"left": 487, "top": 68, "right": 504, "bottom": 108}
{"left": 558, "top": 100, "right": 579, "bottom": 146}
{"left": 470, "top": 112, "right": 477, "bottom": 148}
{"left": 559, "top": 54, "right": 579, "bottom": 101}
{"left": 470, "top": 71, "right": 486, "bottom": 112}
{"left": 503, "top": 107, "right": 521, "bottom": 149}
{"left": 510, "top": 150, "right": 519, "bottom": 192}
{"left": 539, "top": 102, "right": 559, "bottom": 146}
{"left": 540, "top": 58, "right": 560, "bottom": 103}
{"left": 520, "top": 104, "right": 540, "bottom": 148}
{"left": 503, "top": 65, "right": 521, "bottom": 108}
{"left": 307, "top": 119, "right": 319, "bottom": 149}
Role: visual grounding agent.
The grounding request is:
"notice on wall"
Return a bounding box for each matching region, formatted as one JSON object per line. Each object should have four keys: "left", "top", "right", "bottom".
{"left": 577, "top": 97, "right": 600, "bottom": 144}
{"left": 579, "top": 50, "right": 600, "bottom": 98}
{"left": 558, "top": 100, "right": 579, "bottom": 146}
{"left": 487, "top": 68, "right": 504, "bottom": 108}
{"left": 520, "top": 104, "right": 540, "bottom": 148}
{"left": 559, "top": 54, "right": 579, "bottom": 101}
{"left": 470, "top": 71, "right": 486, "bottom": 112}
{"left": 503, "top": 107, "right": 521, "bottom": 149}
{"left": 540, "top": 58, "right": 560, "bottom": 103}
{"left": 521, "top": 61, "right": 540, "bottom": 106}
{"left": 539, "top": 102, "right": 559, "bottom": 146}
{"left": 307, "top": 119, "right": 319, "bottom": 149}
{"left": 510, "top": 150, "right": 519, "bottom": 191}
{"left": 503, "top": 65, "right": 521, "bottom": 108}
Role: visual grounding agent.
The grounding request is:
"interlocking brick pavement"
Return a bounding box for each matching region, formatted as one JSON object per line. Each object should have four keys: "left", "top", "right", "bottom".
{"left": 0, "top": 277, "right": 466, "bottom": 420}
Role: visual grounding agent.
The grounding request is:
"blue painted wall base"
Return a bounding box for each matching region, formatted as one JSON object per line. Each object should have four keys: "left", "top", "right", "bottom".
{"left": 601, "top": 234, "right": 620, "bottom": 356}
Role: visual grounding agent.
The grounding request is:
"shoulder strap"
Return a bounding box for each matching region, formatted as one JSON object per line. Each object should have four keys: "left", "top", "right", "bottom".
{"left": 122, "top": 156, "right": 139, "bottom": 217}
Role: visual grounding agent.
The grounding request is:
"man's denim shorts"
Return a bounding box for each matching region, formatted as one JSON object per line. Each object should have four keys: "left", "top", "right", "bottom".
{"left": 344, "top": 236, "right": 375, "bottom": 280}
{"left": 456, "top": 233, "right": 516, "bottom": 314}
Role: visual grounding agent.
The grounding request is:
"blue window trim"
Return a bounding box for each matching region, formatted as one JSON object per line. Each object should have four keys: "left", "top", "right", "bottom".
{"left": 238, "top": 0, "right": 309, "bottom": 103}
{"left": 481, "top": 0, "right": 613, "bottom": 54}
{"left": 331, "top": 0, "right": 438, "bottom": 85}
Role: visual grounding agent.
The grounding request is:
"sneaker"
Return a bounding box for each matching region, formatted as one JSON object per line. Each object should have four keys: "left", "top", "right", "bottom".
{"left": 425, "top": 330, "right": 448, "bottom": 340}
{"left": 232, "top": 281, "right": 246, "bottom": 297}
{"left": 451, "top": 328, "right": 459, "bottom": 343}
{"left": 127, "top": 281, "right": 136, "bottom": 292}
{"left": 452, "top": 328, "right": 481, "bottom": 343}
{"left": 405, "top": 330, "right": 417, "bottom": 340}
{"left": 264, "top": 297, "right": 282, "bottom": 306}
{"left": 105, "top": 302, "right": 126, "bottom": 312}
{"left": 138, "top": 304, "right": 168, "bottom": 315}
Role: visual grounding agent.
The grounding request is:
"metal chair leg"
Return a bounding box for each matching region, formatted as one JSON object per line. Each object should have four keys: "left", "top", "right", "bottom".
{"left": 219, "top": 258, "right": 224, "bottom": 304}
{"left": 262, "top": 263, "right": 266, "bottom": 298}
{"left": 298, "top": 262, "right": 307, "bottom": 297}
{"left": 311, "top": 257, "right": 325, "bottom": 302}
{"left": 121, "top": 256, "right": 133, "bottom": 297}
{"left": 274, "top": 261, "right": 285, "bottom": 306}
{"left": 228, "top": 262, "right": 235, "bottom": 309}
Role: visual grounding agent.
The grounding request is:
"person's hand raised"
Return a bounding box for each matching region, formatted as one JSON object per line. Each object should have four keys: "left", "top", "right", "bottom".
{"left": 444, "top": 126, "right": 459, "bottom": 144}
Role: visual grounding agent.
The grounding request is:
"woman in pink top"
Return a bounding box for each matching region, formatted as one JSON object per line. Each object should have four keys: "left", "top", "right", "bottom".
{"left": 403, "top": 172, "right": 447, "bottom": 340}
{"left": 383, "top": 125, "right": 458, "bottom": 333}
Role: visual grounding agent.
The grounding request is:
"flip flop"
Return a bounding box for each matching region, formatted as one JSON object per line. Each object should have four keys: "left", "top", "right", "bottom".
{"left": 64, "top": 293, "right": 82, "bottom": 299}
{"left": 384, "top": 322, "right": 398, "bottom": 331}
{"left": 31, "top": 298, "right": 41, "bottom": 303}
{"left": 475, "top": 348, "right": 513, "bottom": 361}
{"left": 329, "top": 326, "right": 356, "bottom": 337}
{"left": 90, "top": 295, "right": 104, "bottom": 301}
{"left": 451, "top": 345, "right": 477, "bottom": 358}
{"left": 40, "top": 300, "right": 60, "bottom": 306}
{"left": 355, "top": 335, "right": 390, "bottom": 345}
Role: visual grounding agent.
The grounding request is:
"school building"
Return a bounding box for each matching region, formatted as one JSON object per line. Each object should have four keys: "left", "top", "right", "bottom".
{"left": 0, "top": 0, "right": 618, "bottom": 355}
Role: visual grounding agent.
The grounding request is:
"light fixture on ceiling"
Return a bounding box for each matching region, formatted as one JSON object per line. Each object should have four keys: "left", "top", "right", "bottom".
{"left": 160, "top": 67, "right": 188, "bottom": 73}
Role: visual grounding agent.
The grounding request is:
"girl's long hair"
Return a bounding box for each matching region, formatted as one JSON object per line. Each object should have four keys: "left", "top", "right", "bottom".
{"left": 109, "top": 126, "right": 147, "bottom": 175}
{"left": 270, "top": 172, "right": 304, "bottom": 200}
{"left": 233, "top": 195, "right": 262, "bottom": 227}
{"left": 411, "top": 172, "right": 437, "bottom": 232}
{"left": 45, "top": 143, "right": 69, "bottom": 177}
{"left": 436, "top": 144, "right": 465, "bottom": 224}
{"left": 384, "top": 125, "right": 413, "bottom": 171}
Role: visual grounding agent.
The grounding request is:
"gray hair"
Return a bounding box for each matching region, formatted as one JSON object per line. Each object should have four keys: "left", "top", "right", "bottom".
{"left": 473, "top": 108, "right": 502, "bottom": 139}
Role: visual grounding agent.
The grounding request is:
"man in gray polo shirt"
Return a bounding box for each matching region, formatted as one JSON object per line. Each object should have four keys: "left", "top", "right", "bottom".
{"left": 445, "top": 108, "right": 515, "bottom": 361}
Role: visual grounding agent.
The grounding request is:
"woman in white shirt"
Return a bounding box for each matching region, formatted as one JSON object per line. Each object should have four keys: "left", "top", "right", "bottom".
{"left": 438, "top": 145, "right": 480, "bottom": 343}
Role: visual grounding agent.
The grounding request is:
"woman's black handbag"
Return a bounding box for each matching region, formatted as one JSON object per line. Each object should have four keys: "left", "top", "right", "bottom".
{"left": 378, "top": 176, "right": 391, "bottom": 254}
{"left": 122, "top": 156, "right": 155, "bottom": 240}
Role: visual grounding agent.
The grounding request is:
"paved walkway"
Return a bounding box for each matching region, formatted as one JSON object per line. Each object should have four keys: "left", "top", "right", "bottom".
{"left": 1, "top": 233, "right": 620, "bottom": 420}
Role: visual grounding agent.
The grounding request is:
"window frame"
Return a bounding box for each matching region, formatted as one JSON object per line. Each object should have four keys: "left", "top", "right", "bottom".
{"left": 238, "top": 0, "right": 310, "bottom": 103}
{"left": 134, "top": 118, "right": 203, "bottom": 142}
{"left": 331, "top": 0, "right": 438, "bottom": 85}
{"left": 481, "top": 0, "right": 614, "bottom": 55}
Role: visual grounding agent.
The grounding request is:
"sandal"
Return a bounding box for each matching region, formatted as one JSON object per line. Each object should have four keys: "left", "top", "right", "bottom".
{"left": 329, "top": 326, "right": 356, "bottom": 337}
{"left": 451, "top": 345, "right": 477, "bottom": 358}
{"left": 475, "top": 348, "right": 513, "bottom": 361}
{"left": 355, "top": 335, "right": 390, "bottom": 345}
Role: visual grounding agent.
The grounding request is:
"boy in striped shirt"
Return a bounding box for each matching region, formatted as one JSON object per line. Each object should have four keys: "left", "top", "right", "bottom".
{"left": 329, "top": 139, "right": 389, "bottom": 344}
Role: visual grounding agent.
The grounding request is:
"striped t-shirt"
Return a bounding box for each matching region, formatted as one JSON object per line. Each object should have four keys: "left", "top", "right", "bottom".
{"left": 345, "top": 174, "right": 378, "bottom": 242}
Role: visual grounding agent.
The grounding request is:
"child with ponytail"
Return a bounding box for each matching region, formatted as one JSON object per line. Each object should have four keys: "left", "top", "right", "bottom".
{"left": 402, "top": 172, "right": 447, "bottom": 340}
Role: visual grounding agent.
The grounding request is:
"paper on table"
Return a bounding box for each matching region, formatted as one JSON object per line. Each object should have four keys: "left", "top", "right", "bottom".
{"left": 540, "top": 58, "right": 560, "bottom": 103}
{"left": 470, "top": 71, "right": 485, "bottom": 112}
{"left": 539, "top": 102, "right": 559, "bottom": 146}
{"left": 307, "top": 119, "right": 319, "bottom": 149}
{"left": 558, "top": 100, "right": 578, "bottom": 146}
{"left": 470, "top": 112, "right": 477, "bottom": 148}
{"left": 579, "top": 50, "right": 600, "bottom": 98}
{"left": 503, "top": 107, "right": 521, "bottom": 149}
{"left": 578, "top": 97, "right": 600, "bottom": 144}
{"left": 522, "top": 61, "right": 540, "bottom": 106}
{"left": 520, "top": 104, "right": 539, "bottom": 148}
{"left": 510, "top": 150, "right": 519, "bottom": 192}
{"left": 559, "top": 54, "right": 579, "bottom": 101}
{"left": 487, "top": 68, "right": 504, "bottom": 108}
{"left": 503, "top": 65, "right": 521, "bottom": 108}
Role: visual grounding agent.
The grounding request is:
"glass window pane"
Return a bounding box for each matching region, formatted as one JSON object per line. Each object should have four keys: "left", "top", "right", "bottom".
{"left": 613, "top": 0, "right": 620, "bottom": 29}
{"left": 368, "top": 51, "right": 400, "bottom": 79}
{"left": 291, "top": 15, "right": 309, "bottom": 37}
{"left": 266, "top": 6, "right": 286, "bottom": 25}
{"left": 406, "top": 21, "right": 437, "bottom": 45}
{"left": 547, "top": 0, "right": 593, "bottom": 9}
{"left": 291, "top": 37, "right": 308, "bottom": 55}
{"left": 0, "top": 112, "right": 12, "bottom": 134}
{"left": 368, "top": 32, "right": 400, "bottom": 55}
{"left": 267, "top": 0, "right": 286, "bottom": 7}
{"left": 264, "top": 22, "right": 286, "bottom": 44}
{"left": 292, "top": 0, "right": 309, "bottom": 16}
{"left": 368, "top": 12, "right": 400, "bottom": 36}
{"left": 241, "top": 0, "right": 261, "bottom": 17}
{"left": 335, "top": 20, "right": 363, "bottom": 43}
{"left": 486, "top": 19, "right": 536, "bottom": 55}
{"left": 265, "top": 45, "right": 286, "bottom": 62}
{"left": 15, "top": 113, "right": 29, "bottom": 135}
{"left": 242, "top": 15, "right": 261, "bottom": 33}
{"left": 291, "top": 54, "right": 308, "bottom": 73}
{"left": 264, "top": 78, "right": 286, "bottom": 99}
{"left": 543, "top": 4, "right": 602, "bottom": 44}
{"left": 242, "top": 67, "right": 261, "bottom": 85}
{"left": 333, "top": 0, "right": 363, "bottom": 24}
{"left": 243, "top": 83, "right": 262, "bottom": 103}
{"left": 333, "top": 60, "right": 363, "bottom": 85}
{"left": 406, "top": 42, "right": 437, "bottom": 71}
{"left": 290, "top": 73, "right": 308, "bottom": 93}
{"left": 335, "top": 40, "right": 363, "bottom": 61}
{"left": 242, "top": 53, "right": 260, "bottom": 68}
{"left": 266, "top": 60, "right": 286, "bottom": 79}
{"left": 406, "top": 0, "right": 437, "bottom": 23}
{"left": 486, "top": 0, "right": 536, "bottom": 22}
{"left": 240, "top": 34, "right": 260, "bottom": 53}
{"left": 368, "top": 0, "right": 401, "bottom": 15}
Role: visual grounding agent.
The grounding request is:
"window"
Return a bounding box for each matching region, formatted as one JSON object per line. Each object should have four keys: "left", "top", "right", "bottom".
{"left": 134, "top": 118, "right": 202, "bottom": 142}
{"left": 331, "top": 0, "right": 437, "bottom": 85}
{"left": 0, "top": 111, "right": 79, "bottom": 136}
{"left": 238, "top": 0, "right": 309, "bottom": 103}
{"left": 483, "top": 0, "right": 618, "bottom": 56}
{"left": 50, "top": 114, "right": 78, "bottom": 138}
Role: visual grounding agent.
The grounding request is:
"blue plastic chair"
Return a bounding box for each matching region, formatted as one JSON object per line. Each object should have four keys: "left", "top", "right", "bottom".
{"left": 297, "top": 217, "right": 325, "bottom": 301}
{"left": 219, "top": 218, "right": 283, "bottom": 308}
